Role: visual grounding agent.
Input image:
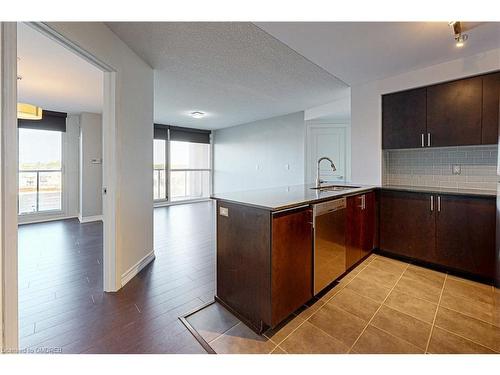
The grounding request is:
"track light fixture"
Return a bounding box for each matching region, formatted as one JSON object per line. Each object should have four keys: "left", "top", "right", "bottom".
{"left": 449, "top": 21, "right": 468, "bottom": 48}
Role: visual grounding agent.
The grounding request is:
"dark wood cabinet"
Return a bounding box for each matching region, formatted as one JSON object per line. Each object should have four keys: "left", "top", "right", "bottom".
{"left": 379, "top": 190, "right": 496, "bottom": 280}
{"left": 382, "top": 88, "right": 427, "bottom": 149}
{"left": 435, "top": 195, "right": 496, "bottom": 279}
{"left": 361, "top": 191, "right": 376, "bottom": 259}
{"left": 216, "top": 201, "right": 313, "bottom": 332}
{"left": 379, "top": 190, "right": 436, "bottom": 262}
{"left": 482, "top": 72, "right": 500, "bottom": 144}
{"left": 271, "top": 208, "right": 313, "bottom": 326}
{"left": 346, "top": 192, "right": 376, "bottom": 269}
{"left": 346, "top": 195, "right": 363, "bottom": 269}
{"left": 216, "top": 201, "right": 271, "bottom": 332}
{"left": 382, "top": 72, "right": 499, "bottom": 149}
{"left": 427, "top": 76, "right": 483, "bottom": 147}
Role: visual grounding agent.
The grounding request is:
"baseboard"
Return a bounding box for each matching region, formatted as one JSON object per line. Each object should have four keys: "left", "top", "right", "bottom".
{"left": 18, "top": 215, "right": 78, "bottom": 225}
{"left": 78, "top": 214, "right": 103, "bottom": 223}
{"left": 121, "top": 250, "right": 155, "bottom": 287}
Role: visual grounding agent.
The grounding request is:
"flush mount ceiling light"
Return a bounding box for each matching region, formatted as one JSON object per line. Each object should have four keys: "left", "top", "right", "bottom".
{"left": 449, "top": 21, "right": 468, "bottom": 48}
{"left": 17, "top": 103, "right": 43, "bottom": 120}
{"left": 190, "top": 111, "right": 206, "bottom": 119}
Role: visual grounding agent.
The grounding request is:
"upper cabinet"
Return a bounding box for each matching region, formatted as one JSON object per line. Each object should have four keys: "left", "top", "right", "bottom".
{"left": 482, "top": 72, "right": 500, "bottom": 145}
{"left": 382, "top": 72, "right": 499, "bottom": 150}
{"left": 427, "top": 76, "right": 482, "bottom": 147}
{"left": 382, "top": 88, "right": 427, "bottom": 149}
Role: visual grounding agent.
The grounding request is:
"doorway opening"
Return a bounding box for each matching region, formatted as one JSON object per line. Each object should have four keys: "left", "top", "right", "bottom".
{"left": 1, "top": 21, "right": 118, "bottom": 351}
{"left": 16, "top": 22, "right": 106, "bottom": 351}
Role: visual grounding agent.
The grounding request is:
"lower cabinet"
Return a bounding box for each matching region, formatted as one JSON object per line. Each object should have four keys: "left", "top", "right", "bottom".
{"left": 271, "top": 207, "right": 313, "bottom": 326}
{"left": 216, "top": 201, "right": 313, "bottom": 332}
{"left": 346, "top": 191, "right": 376, "bottom": 269}
{"left": 435, "top": 194, "right": 496, "bottom": 278}
{"left": 379, "top": 191, "right": 436, "bottom": 262}
{"left": 379, "top": 190, "right": 496, "bottom": 280}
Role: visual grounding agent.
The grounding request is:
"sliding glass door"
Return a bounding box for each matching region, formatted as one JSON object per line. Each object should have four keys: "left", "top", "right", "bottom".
{"left": 170, "top": 140, "right": 211, "bottom": 201}
{"left": 18, "top": 128, "right": 63, "bottom": 214}
{"left": 153, "top": 125, "right": 211, "bottom": 203}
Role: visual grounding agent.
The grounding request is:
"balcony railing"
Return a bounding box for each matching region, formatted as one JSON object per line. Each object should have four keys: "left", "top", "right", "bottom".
{"left": 153, "top": 168, "right": 167, "bottom": 201}
{"left": 18, "top": 170, "right": 62, "bottom": 215}
{"left": 154, "top": 168, "right": 210, "bottom": 202}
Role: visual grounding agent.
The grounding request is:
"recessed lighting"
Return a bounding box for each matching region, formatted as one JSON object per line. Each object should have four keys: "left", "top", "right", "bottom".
{"left": 190, "top": 111, "right": 206, "bottom": 119}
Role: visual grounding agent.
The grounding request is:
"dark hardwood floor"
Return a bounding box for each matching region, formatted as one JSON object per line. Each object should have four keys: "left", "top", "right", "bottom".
{"left": 18, "top": 201, "right": 215, "bottom": 353}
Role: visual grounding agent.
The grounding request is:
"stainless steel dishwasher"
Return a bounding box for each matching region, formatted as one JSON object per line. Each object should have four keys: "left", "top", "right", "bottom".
{"left": 313, "top": 197, "right": 346, "bottom": 295}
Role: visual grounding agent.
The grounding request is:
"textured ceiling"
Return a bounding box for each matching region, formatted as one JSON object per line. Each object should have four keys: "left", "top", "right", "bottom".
{"left": 17, "top": 23, "right": 103, "bottom": 114}
{"left": 106, "top": 22, "right": 348, "bottom": 129}
{"left": 256, "top": 22, "right": 500, "bottom": 86}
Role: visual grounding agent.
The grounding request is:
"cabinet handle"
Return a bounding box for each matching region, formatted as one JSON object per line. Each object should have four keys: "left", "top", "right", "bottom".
{"left": 427, "top": 133, "right": 431, "bottom": 147}
{"left": 358, "top": 195, "right": 366, "bottom": 210}
{"left": 421, "top": 133, "right": 425, "bottom": 147}
{"left": 430, "top": 195, "right": 434, "bottom": 212}
{"left": 437, "top": 196, "right": 441, "bottom": 212}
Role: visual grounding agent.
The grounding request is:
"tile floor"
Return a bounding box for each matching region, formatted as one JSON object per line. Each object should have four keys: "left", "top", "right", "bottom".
{"left": 185, "top": 254, "right": 500, "bottom": 354}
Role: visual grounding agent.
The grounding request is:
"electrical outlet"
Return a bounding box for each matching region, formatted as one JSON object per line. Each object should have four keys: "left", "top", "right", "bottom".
{"left": 219, "top": 207, "right": 229, "bottom": 217}
{"left": 452, "top": 164, "right": 461, "bottom": 175}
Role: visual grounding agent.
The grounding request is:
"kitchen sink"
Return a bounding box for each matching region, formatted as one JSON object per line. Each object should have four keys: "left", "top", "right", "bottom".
{"left": 310, "top": 185, "right": 360, "bottom": 192}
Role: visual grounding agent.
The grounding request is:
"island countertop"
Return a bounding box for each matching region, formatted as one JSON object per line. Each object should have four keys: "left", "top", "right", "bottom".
{"left": 211, "top": 183, "right": 377, "bottom": 211}
{"left": 211, "top": 182, "right": 496, "bottom": 211}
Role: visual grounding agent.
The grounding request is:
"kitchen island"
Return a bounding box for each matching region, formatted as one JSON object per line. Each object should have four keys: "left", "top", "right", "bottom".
{"left": 211, "top": 183, "right": 377, "bottom": 333}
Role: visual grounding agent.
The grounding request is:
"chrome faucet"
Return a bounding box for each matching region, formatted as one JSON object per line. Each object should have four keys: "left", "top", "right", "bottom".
{"left": 316, "top": 157, "right": 337, "bottom": 188}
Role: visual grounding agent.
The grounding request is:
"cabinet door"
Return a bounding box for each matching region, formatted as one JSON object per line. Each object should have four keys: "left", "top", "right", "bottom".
{"left": 379, "top": 190, "right": 436, "bottom": 262}
{"left": 346, "top": 192, "right": 376, "bottom": 269}
{"left": 427, "top": 76, "right": 483, "bottom": 147}
{"left": 435, "top": 195, "right": 496, "bottom": 278}
{"left": 482, "top": 72, "right": 500, "bottom": 145}
{"left": 360, "top": 191, "right": 376, "bottom": 259}
{"left": 271, "top": 207, "right": 313, "bottom": 326}
{"left": 346, "top": 195, "right": 363, "bottom": 269}
{"left": 382, "top": 88, "right": 427, "bottom": 149}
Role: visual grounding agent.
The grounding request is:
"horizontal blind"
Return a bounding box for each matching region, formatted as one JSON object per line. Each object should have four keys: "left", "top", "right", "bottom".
{"left": 154, "top": 124, "right": 211, "bottom": 144}
{"left": 18, "top": 110, "right": 67, "bottom": 132}
{"left": 153, "top": 124, "right": 169, "bottom": 140}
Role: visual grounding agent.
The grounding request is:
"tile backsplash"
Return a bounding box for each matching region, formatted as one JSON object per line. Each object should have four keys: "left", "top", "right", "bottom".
{"left": 383, "top": 145, "right": 498, "bottom": 191}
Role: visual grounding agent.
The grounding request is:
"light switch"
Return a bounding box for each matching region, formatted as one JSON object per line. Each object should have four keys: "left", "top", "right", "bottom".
{"left": 219, "top": 207, "right": 229, "bottom": 217}
{"left": 285, "top": 164, "right": 290, "bottom": 170}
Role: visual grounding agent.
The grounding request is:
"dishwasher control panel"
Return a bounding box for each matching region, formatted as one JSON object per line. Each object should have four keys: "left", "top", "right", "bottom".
{"left": 314, "top": 197, "right": 346, "bottom": 216}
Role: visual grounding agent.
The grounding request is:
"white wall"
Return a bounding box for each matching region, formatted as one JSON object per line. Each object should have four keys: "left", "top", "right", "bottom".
{"left": 214, "top": 111, "right": 305, "bottom": 193}
{"left": 47, "top": 22, "right": 154, "bottom": 287}
{"left": 351, "top": 48, "right": 500, "bottom": 185}
{"left": 79, "top": 112, "right": 102, "bottom": 219}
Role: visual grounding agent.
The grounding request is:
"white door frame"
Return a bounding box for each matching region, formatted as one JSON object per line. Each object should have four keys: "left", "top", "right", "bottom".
{"left": 1, "top": 22, "right": 19, "bottom": 352}
{"left": 1, "top": 21, "right": 119, "bottom": 351}
{"left": 305, "top": 122, "right": 352, "bottom": 184}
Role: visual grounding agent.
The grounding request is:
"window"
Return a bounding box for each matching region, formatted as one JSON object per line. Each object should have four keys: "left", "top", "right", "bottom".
{"left": 18, "top": 128, "right": 63, "bottom": 214}
{"left": 153, "top": 139, "right": 167, "bottom": 200}
{"left": 170, "top": 141, "right": 211, "bottom": 201}
{"left": 153, "top": 125, "right": 211, "bottom": 203}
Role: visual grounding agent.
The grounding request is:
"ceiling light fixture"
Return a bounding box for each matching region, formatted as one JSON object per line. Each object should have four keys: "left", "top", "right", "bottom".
{"left": 449, "top": 21, "right": 468, "bottom": 48}
{"left": 17, "top": 103, "right": 43, "bottom": 120}
{"left": 190, "top": 111, "right": 206, "bottom": 119}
